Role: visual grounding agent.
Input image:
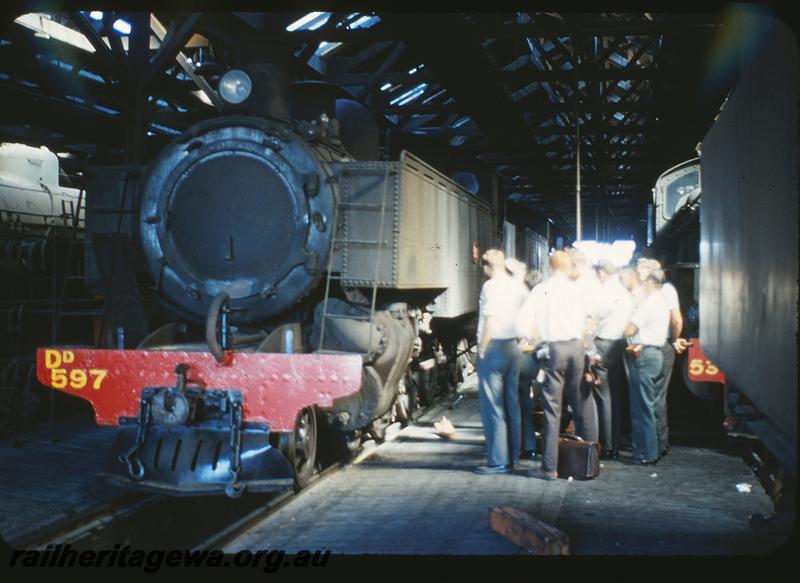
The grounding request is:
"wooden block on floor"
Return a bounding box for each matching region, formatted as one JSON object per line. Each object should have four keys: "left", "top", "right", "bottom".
{"left": 489, "top": 506, "right": 569, "bottom": 555}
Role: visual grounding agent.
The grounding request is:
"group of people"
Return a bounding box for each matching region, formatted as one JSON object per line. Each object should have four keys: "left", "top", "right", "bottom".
{"left": 474, "top": 247, "right": 689, "bottom": 480}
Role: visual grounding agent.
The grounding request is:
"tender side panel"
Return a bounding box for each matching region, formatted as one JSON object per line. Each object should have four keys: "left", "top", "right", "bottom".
{"left": 518, "top": 227, "right": 549, "bottom": 275}
{"left": 699, "top": 15, "right": 798, "bottom": 467}
{"left": 431, "top": 181, "right": 494, "bottom": 318}
{"left": 332, "top": 151, "right": 494, "bottom": 318}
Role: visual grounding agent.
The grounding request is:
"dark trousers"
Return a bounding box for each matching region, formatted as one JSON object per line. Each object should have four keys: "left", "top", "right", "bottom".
{"left": 656, "top": 342, "right": 675, "bottom": 452}
{"left": 477, "top": 339, "right": 522, "bottom": 467}
{"left": 539, "top": 340, "right": 597, "bottom": 473}
{"left": 593, "top": 338, "right": 626, "bottom": 452}
{"left": 624, "top": 346, "right": 663, "bottom": 461}
{"left": 518, "top": 351, "right": 540, "bottom": 453}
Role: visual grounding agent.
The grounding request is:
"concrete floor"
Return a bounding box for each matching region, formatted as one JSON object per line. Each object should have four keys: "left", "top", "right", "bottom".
{"left": 0, "top": 376, "right": 783, "bottom": 555}
{"left": 0, "top": 420, "right": 125, "bottom": 546}
{"left": 224, "top": 376, "right": 780, "bottom": 555}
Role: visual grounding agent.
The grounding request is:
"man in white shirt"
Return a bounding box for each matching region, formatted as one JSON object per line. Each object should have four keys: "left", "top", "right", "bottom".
{"left": 623, "top": 268, "right": 670, "bottom": 464}
{"left": 516, "top": 250, "right": 597, "bottom": 481}
{"left": 569, "top": 247, "right": 604, "bottom": 317}
{"left": 475, "top": 249, "right": 528, "bottom": 474}
{"left": 591, "top": 260, "right": 633, "bottom": 459}
{"left": 516, "top": 266, "right": 543, "bottom": 461}
{"left": 637, "top": 258, "right": 688, "bottom": 459}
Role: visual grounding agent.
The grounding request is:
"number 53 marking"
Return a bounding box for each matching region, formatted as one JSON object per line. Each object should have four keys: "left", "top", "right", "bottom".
{"left": 689, "top": 358, "right": 720, "bottom": 377}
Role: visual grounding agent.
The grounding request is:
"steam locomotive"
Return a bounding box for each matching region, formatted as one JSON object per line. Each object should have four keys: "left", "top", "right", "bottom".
{"left": 35, "top": 56, "right": 503, "bottom": 497}
{"left": 1, "top": 143, "right": 92, "bottom": 433}
{"left": 649, "top": 158, "right": 726, "bottom": 401}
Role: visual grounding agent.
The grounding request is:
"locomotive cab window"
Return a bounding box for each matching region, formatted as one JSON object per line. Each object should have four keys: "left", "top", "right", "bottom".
{"left": 663, "top": 170, "right": 699, "bottom": 220}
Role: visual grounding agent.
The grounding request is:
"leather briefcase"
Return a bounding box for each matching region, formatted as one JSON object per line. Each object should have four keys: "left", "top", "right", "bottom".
{"left": 557, "top": 433, "right": 601, "bottom": 480}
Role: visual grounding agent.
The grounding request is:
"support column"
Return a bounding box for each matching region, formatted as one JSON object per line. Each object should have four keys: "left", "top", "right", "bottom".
{"left": 575, "top": 124, "right": 582, "bottom": 242}
{"left": 125, "top": 12, "right": 151, "bottom": 164}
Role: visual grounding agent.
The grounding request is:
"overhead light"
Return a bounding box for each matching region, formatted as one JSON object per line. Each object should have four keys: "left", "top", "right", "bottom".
{"left": 89, "top": 11, "right": 103, "bottom": 20}
{"left": 218, "top": 69, "right": 252, "bottom": 105}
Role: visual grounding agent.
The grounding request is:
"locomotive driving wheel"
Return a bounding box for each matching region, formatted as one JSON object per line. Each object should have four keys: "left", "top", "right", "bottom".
{"left": 457, "top": 338, "right": 475, "bottom": 378}
{"left": 285, "top": 406, "right": 318, "bottom": 489}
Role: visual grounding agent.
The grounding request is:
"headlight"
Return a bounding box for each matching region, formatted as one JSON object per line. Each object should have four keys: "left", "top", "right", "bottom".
{"left": 218, "top": 69, "right": 252, "bottom": 105}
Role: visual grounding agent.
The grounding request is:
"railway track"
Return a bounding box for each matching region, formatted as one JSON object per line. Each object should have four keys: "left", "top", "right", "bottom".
{"left": 12, "top": 492, "right": 158, "bottom": 549}
{"left": 18, "top": 390, "right": 458, "bottom": 551}
{"left": 197, "top": 394, "right": 458, "bottom": 551}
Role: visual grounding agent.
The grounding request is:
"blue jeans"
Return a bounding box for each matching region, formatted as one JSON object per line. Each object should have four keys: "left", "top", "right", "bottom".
{"left": 624, "top": 346, "right": 663, "bottom": 461}
{"left": 477, "top": 339, "right": 522, "bottom": 467}
{"left": 656, "top": 342, "right": 675, "bottom": 452}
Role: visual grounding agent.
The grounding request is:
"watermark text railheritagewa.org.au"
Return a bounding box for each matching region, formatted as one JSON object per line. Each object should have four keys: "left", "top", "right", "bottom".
{"left": 8, "top": 544, "right": 331, "bottom": 572}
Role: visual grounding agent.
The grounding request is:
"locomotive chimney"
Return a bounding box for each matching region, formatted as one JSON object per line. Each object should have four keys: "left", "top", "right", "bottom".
{"left": 290, "top": 82, "right": 381, "bottom": 160}
{"left": 233, "top": 38, "right": 293, "bottom": 121}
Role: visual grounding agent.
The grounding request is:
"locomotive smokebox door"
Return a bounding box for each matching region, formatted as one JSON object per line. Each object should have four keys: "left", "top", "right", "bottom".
{"left": 139, "top": 117, "right": 338, "bottom": 325}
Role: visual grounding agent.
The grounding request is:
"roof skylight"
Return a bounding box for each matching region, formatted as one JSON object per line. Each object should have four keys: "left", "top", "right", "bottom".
{"left": 112, "top": 19, "right": 131, "bottom": 35}
{"left": 286, "top": 12, "right": 331, "bottom": 32}
{"left": 314, "top": 41, "right": 342, "bottom": 57}
{"left": 347, "top": 15, "right": 380, "bottom": 29}
{"left": 389, "top": 83, "right": 428, "bottom": 106}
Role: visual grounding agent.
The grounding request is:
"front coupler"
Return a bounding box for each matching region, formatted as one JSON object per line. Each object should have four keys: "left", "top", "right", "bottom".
{"left": 101, "top": 382, "right": 293, "bottom": 497}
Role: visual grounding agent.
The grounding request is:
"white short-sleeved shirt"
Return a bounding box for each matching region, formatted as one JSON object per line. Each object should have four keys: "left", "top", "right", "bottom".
{"left": 662, "top": 282, "right": 680, "bottom": 311}
{"left": 516, "top": 272, "right": 585, "bottom": 342}
{"left": 631, "top": 281, "right": 678, "bottom": 309}
{"left": 629, "top": 290, "right": 670, "bottom": 347}
{"left": 630, "top": 285, "right": 646, "bottom": 308}
{"left": 661, "top": 281, "right": 680, "bottom": 339}
{"left": 477, "top": 274, "right": 528, "bottom": 346}
{"left": 595, "top": 276, "right": 634, "bottom": 340}
{"left": 577, "top": 271, "right": 604, "bottom": 321}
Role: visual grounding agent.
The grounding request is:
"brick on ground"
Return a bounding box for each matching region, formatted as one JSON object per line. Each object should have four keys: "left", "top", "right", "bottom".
{"left": 489, "top": 505, "right": 569, "bottom": 555}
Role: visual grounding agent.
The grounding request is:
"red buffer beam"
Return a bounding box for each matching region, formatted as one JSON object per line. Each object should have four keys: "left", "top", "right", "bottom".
{"left": 37, "top": 348, "right": 363, "bottom": 432}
